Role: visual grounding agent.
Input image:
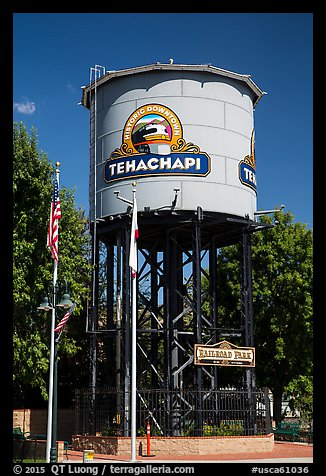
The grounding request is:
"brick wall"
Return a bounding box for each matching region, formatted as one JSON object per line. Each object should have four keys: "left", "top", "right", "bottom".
{"left": 72, "top": 434, "right": 274, "bottom": 456}
{"left": 13, "top": 409, "right": 75, "bottom": 442}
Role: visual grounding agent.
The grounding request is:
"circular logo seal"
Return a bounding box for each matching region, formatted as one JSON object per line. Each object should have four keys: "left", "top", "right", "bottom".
{"left": 122, "top": 104, "right": 183, "bottom": 155}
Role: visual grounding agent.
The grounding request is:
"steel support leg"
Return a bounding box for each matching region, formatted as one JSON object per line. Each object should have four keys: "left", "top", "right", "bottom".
{"left": 194, "top": 208, "right": 203, "bottom": 434}
{"left": 241, "top": 231, "right": 257, "bottom": 434}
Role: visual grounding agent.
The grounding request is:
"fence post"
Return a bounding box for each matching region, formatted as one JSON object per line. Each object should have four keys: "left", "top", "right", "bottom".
{"left": 264, "top": 387, "right": 272, "bottom": 434}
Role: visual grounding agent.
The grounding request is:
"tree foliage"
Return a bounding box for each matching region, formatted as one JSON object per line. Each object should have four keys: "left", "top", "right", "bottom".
{"left": 13, "top": 122, "right": 92, "bottom": 407}
{"left": 252, "top": 211, "right": 313, "bottom": 422}
{"left": 213, "top": 210, "right": 313, "bottom": 421}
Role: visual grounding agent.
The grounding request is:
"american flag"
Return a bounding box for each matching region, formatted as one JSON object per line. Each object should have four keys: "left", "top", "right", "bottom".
{"left": 129, "top": 194, "right": 139, "bottom": 278}
{"left": 47, "top": 177, "right": 61, "bottom": 262}
{"left": 54, "top": 302, "right": 76, "bottom": 333}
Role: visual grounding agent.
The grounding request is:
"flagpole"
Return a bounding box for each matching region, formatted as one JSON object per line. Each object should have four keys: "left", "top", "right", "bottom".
{"left": 114, "top": 184, "right": 138, "bottom": 461}
{"left": 46, "top": 163, "right": 60, "bottom": 463}
{"left": 45, "top": 262, "right": 56, "bottom": 463}
{"left": 130, "top": 186, "right": 137, "bottom": 462}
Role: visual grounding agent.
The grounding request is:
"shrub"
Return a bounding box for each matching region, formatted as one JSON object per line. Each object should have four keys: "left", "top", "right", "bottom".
{"left": 101, "top": 425, "right": 117, "bottom": 436}
{"left": 203, "top": 421, "right": 244, "bottom": 436}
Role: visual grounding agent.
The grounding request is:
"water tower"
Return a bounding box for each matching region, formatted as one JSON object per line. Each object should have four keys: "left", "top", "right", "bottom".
{"left": 80, "top": 62, "right": 271, "bottom": 436}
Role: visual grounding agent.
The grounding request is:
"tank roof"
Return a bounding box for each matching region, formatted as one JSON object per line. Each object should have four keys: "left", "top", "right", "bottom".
{"left": 81, "top": 62, "right": 266, "bottom": 108}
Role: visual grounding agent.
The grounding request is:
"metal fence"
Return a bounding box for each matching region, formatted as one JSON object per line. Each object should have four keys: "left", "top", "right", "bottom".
{"left": 75, "top": 387, "right": 272, "bottom": 437}
{"left": 13, "top": 439, "right": 47, "bottom": 463}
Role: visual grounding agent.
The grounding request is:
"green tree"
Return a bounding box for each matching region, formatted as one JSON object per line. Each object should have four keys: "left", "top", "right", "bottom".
{"left": 212, "top": 210, "right": 313, "bottom": 423}
{"left": 252, "top": 211, "right": 312, "bottom": 424}
{"left": 285, "top": 375, "right": 313, "bottom": 424}
{"left": 13, "top": 122, "right": 92, "bottom": 407}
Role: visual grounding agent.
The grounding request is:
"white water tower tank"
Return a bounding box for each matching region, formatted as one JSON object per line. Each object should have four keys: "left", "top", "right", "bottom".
{"left": 81, "top": 63, "right": 264, "bottom": 222}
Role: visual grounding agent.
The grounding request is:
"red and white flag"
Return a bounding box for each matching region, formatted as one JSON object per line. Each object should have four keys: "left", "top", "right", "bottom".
{"left": 54, "top": 303, "right": 76, "bottom": 333}
{"left": 129, "top": 194, "right": 139, "bottom": 278}
{"left": 47, "top": 177, "right": 61, "bottom": 262}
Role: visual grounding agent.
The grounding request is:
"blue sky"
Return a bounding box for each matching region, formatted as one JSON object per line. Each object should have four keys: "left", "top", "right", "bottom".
{"left": 13, "top": 13, "right": 313, "bottom": 228}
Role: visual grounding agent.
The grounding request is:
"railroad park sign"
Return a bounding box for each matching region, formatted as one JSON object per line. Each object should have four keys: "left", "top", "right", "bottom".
{"left": 194, "top": 340, "right": 255, "bottom": 367}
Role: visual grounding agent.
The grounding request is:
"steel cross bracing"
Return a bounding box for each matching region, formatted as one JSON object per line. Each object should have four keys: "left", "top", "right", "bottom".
{"left": 86, "top": 209, "right": 274, "bottom": 436}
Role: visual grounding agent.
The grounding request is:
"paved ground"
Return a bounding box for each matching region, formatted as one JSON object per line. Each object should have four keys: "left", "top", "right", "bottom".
{"left": 65, "top": 441, "right": 313, "bottom": 464}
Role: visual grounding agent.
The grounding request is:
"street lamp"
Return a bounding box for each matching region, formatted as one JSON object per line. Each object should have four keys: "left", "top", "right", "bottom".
{"left": 37, "top": 283, "right": 74, "bottom": 463}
